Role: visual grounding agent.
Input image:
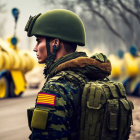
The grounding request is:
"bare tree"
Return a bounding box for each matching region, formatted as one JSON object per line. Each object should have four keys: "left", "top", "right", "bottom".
{"left": 80, "top": 0, "right": 140, "bottom": 48}
{"left": 118, "top": 0, "right": 140, "bottom": 23}
{"left": 42, "top": 0, "right": 140, "bottom": 52}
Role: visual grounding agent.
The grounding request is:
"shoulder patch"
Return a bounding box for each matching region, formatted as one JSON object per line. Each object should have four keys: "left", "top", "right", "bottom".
{"left": 36, "top": 92, "right": 56, "bottom": 106}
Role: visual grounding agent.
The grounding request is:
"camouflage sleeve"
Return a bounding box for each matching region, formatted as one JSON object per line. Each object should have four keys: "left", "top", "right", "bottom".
{"left": 30, "top": 78, "right": 80, "bottom": 140}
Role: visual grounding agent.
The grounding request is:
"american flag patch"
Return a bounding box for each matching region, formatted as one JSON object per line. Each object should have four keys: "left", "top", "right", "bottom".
{"left": 36, "top": 93, "right": 56, "bottom": 106}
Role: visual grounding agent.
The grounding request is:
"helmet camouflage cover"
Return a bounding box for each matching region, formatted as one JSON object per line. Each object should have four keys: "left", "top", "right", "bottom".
{"left": 25, "top": 9, "right": 86, "bottom": 46}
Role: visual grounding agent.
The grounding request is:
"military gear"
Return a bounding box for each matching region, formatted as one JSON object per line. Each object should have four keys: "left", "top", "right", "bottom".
{"left": 44, "top": 52, "right": 111, "bottom": 80}
{"left": 31, "top": 108, "right": 48, "bottom": 130}
{"left": 25, "top": 9, "right": 86, "bottom": 46}
{"left": 25, "top": 9, "right": 86, "bottom": 71}
{"left": 80, "top": 80, "right": 134, "bottom": 140}
{"left": 43, "top": 39, "right": 59, "bottom": 71}
{"left": 28, "top": 52, "right": 134, "bottom": 140}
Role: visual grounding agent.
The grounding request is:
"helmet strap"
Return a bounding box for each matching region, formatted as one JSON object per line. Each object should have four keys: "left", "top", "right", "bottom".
{"left": 44, "top": 38, "right": 59, "bottom": 77}
{"left": 46, "top": 38, "right": 60, "bottom": 62}
{"left": 46, "top": 38, "right": 55, "bottom": 61}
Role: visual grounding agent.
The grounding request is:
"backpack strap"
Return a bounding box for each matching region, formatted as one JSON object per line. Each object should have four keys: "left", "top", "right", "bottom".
{"left": 104, "top": 82, "right": 119, "bottom": 98}
{"left": 80, "top": 82, "right": 106, "bottom": 139}
{"left": 80, "top": 83, "right": 90, "bottom": 131}
{"left": 102, "top": 80, "right": 126, "bottom": 98}
{"left": 115, "top": 82, "right": 126, "bottom": 97}
{"left": 87, "top": 83, "right": 103, "bottom": 109}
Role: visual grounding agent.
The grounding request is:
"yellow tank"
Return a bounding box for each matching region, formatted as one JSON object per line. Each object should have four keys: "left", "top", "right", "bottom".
{"left": 109, "top": 51, "right": 140, "bottom": 96}
{"left": 124, "top": 53, "right": 139, "bottom": 77}
{"left": 0, "top": 38, "right": 35, "bottom": 98}
{"left": 108, "top": 54, "right": 122, "bottom": 79}
{"left": 0, "top": 38, "right": 35, "bottom": 71}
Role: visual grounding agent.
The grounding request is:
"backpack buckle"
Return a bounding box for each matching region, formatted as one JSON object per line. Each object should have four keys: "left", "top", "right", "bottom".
{"left": 87, "top": 101, "right": 102, "bottom": 109}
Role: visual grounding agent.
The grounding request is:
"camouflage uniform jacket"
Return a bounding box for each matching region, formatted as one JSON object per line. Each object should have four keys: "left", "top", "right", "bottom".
{"left": 29, "top": 52, "right": 111, "bottom": 140}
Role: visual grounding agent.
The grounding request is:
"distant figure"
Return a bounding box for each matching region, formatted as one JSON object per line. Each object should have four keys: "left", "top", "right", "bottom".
{"left": 25, "top": 9, "right": 133, "bottom": 140}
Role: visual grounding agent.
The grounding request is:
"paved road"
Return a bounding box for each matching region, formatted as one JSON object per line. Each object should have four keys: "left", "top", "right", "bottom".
{"left": 0, "top": 89, "right": 38, "bottom": 140}
{"left": 0, "top": 90, "right": 140, "bottom": 140}
{"left": 128, "top": 96, "right": 140, "bottom": 140}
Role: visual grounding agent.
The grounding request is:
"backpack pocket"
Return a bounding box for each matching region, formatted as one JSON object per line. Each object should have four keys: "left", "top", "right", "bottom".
{"left": 106, "top": 99, "right": 119, "bottom": 131}
{"left": 118, "top": 99, "right": 134, "bottom": 139}
{"left": 31, "top": 108, "right": 49, "bottom": 130}
{"left": 80, "top": 84, "right": 105, "bottom": 140}
{"left": 82, "top": 102, "right": 104, "bottom": 140}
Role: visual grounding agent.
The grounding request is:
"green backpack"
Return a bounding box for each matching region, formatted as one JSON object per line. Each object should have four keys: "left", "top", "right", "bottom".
{"left": 80, "top": 80, "right": 134, "bottom": 140}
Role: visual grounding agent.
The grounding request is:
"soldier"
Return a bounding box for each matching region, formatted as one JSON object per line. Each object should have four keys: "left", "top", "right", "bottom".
{"left": 25, "top": 9, "right": 111, "bottom": 140}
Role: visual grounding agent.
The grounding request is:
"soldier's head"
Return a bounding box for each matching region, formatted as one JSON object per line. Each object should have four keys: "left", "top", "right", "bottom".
{"left": 25, "top": 9, "right": 86, "bottom": 63}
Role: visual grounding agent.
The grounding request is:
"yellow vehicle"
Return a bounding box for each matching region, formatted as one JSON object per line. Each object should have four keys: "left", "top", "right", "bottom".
{"left": 123, "top": 47, "right": 140, "bottom": 96}
{"left": 109, "top": 47, "right": 140, "bottom": 96}
{"left": 0, "top": 8, "right": 36, "bottom": 99}
{"left": 0, "top": 37, "right": 35, "bottom": 99}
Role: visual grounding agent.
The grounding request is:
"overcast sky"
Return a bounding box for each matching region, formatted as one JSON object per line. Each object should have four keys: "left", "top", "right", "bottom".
{"left": 1, "top": 0, "right": 108, "bottom": 54}
{"left": 1, "top": 0, "right": 94, "bottom": 53}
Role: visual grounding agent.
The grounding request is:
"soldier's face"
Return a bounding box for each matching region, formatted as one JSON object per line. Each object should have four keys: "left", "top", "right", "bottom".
{"left": 33, "top": 36, "right": 47, "bottom": 63}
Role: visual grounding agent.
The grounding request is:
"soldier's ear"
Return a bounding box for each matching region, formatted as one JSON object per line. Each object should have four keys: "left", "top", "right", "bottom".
{"left": 51, "top": 38, "right": 60, "bottom": 52}
{"left": 53, "top": 38, "right": 60, "bottom": 48}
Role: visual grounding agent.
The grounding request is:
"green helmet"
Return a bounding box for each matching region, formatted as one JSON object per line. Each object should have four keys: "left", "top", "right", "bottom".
{"left": 25, "top": 9, "right": 86, "bottom": 46}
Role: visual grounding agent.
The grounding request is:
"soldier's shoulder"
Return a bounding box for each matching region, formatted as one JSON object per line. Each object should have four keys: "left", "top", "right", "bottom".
{"left": 40, "top": 70, "right": 83, "bottom": 98}
{"left": 48, "top": 71, "right": 68, "bottom": 82}
{"left": 49, "top": 70, "right": 86, "bottom": 84}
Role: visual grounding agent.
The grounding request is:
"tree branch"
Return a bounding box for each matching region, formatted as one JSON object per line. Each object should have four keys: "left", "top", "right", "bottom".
{"left": 107, "top": 3, "right": 134, "bottom": 39}
{"left": 84, "top": 0, "right": 126, "bottom": 44}
{"left": 118, "top": 0, "right": 140, "bottom": 23}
